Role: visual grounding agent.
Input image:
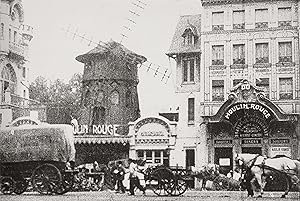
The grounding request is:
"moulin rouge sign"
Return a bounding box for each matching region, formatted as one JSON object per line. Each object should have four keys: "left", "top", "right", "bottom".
{"left": 224, "top": 103, "right": 271, "bottom": 120}
{"left": 73, "top": 124, "right": 119, "bottom": 135}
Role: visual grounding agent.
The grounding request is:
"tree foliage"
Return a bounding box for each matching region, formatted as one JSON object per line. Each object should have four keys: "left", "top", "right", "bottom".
{"left": 29, "top": 73, "right": 83, "bottom": 124}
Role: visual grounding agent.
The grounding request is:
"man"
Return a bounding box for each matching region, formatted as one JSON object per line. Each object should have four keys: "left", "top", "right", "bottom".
{"left": 128, "top": 158, "right": 145, "bottom": 195}
{"left": 241, "top": 168, "right": 254, "bottom": 197}
{"left": 115, "top": 161, "right": 126, "bottom": 193}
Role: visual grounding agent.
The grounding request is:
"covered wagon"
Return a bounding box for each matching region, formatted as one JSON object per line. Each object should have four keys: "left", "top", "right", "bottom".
{"left": 0, "top": 124, "right": 76, "bottom": 195}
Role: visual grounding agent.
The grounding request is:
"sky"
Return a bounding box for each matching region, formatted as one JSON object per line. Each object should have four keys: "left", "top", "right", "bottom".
{"left": 23, "top": 0, "right": 202, "bottom": 116}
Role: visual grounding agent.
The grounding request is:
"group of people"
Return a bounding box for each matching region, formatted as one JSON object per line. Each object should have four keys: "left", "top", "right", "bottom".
{"left": 112, "top": 158, "right": 146, "bottom": 196}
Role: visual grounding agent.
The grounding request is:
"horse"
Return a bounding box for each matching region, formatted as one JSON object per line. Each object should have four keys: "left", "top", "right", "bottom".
{"left": 235, "top": 153, "right": 300, "bottom": 198}
{"left": 191, "top": 164, "right": 220, "bottom": 190}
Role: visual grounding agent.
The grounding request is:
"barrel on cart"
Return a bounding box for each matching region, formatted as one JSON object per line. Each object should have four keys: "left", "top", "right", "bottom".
{"left": 0, "top": 124, "right": 76, "bottom": 195}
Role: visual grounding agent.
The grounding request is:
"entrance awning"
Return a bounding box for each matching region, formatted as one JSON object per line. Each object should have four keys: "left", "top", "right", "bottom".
{"left": 75, "top": 135, "right": 131, "bottom": 144}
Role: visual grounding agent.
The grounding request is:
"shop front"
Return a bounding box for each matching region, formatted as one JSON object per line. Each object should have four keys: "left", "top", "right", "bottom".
{"left": 205, "top": 80, "right": 299, "bottom": 174}
{"left": 128, "top": 116, "right": 177, "bottom": 167}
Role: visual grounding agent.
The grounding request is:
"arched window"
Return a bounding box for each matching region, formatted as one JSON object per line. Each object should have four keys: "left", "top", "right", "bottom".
{"left": 97, "top": 90, "right": 104, "bottom": 103}
{"left": 125, "top": 90, "right": 132, "bottom": 107}
{"left": 110, "top": 91, "right": 119, "bottom": 105}
{"left": 1, "top": 64, "right": 17, "bottom": 94}
{"left": 92, "top": 106, "right": 105, "bottom": 125}
{"left": 182, "top": 28, "right": 195, "bottom": 45}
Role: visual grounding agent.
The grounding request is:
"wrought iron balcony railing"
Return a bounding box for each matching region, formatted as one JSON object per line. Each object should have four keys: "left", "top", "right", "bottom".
{"left": 9, "top": 41, "right": 25, "bottom": 58}
{"left": 0, "top": 91, "right": 41, "bottom": 108}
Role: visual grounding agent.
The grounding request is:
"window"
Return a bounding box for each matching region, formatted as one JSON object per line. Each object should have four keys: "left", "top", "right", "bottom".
{"left": 278, "top": 7, "right": 291, "bottom": 27}
{"left": 0, "top": 23, "right": 4, "bottom": 39}
{"left": 212, "top": 45, "right": 224, "bottom": 65}
{"left": 182, "top": 29, "right": 195, "bottom": 45}
{"left": 212, "top": 12, "right": 224, "bottom": 30}
{"left": 154, "top": 151, "right": 161, "bottom": 163}
{"left": 183, "top": 58, "right": 195, "bottom": 82}
{"left": 92, "top": 106, "right": 105, "bottom": 125}
{"left": 255, "top": 9, "right": 268, "bottom": 28}
{"left": 279, "top": 42, "right": 292, "bottom": 62}
{"left": 233, "top": 79, "right": 243, "bottom": 87}
{"left": 233, "top": 10, "right": 245, "bottom": 29}
{"left": 110, "top": 91, "right": 119, "bottom": 105}
{"left": 233, "top": 44, "right": 245, "bottom": 64}
{"left": 13, "top": 31, "right": 17, "bottom": 42}
{"left": 125, "top": 90, "right": 132, "bottom": 107}
{"left": 212, "top": 80, "right": 224, "bottom": 101}
{"left": 22, "top": 67, "right": 26, "bottom": 78}
{"left": 137, "top": 150, "right": 169, "bottom": 166}
{"left": 188, "top": 98, "right": 195, "bottom": 122}
{"left": 256, "top": 43, "right": 269, "bottom": 63}
{"left": 256, "top": 78, "right": 269, "bottom": 98}
{"left": 97, "top": 91, "right": 104, "bottom": 103}
{"left": 279, "top": 78, "right": 293, "bottom": 99}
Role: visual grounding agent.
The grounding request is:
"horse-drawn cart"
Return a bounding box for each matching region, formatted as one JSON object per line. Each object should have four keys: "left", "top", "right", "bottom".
{"left": 0, "top": 124, "right": 76, "bottom": 195}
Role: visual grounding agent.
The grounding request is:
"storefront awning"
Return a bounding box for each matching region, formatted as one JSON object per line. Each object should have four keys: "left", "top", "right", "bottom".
{"left": 75, "top": 135, "right": 131, "bottom": 144}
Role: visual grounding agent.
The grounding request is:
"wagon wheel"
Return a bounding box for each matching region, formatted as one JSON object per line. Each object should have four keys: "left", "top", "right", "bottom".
{"left": 166, "top": 176, "right": 188, "bottom": 196}
{"left": 0, "top": 177, "right": 15, "bottom": 195}
{"left": 13, "top": 179, "right": 28, "bottom": 195}
{"left": 31, "top": 163, "right": 62, "bottom": 195}
{"left": 149, "top": 168, "right": 174, "bottom": 196}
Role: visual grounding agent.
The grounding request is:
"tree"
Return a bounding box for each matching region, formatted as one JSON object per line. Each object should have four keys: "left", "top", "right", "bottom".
{"left": 29, "top": 73, "right": 82, "bottom": 124}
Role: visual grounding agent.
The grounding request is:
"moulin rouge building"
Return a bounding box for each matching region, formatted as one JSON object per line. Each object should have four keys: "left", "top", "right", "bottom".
{"left": 167, "top": 0, "right": 300, "bottom": 174}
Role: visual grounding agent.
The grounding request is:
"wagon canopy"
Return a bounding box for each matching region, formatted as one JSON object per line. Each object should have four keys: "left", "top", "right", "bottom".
{"left": 0, "top": 124, "right": 75, "bottom": 163}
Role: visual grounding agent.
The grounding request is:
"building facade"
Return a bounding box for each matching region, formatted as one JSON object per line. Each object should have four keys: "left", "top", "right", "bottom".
{"left": 0, "top": 0, "right": 45, "bottom": 128}
{"left": 167, "top": 0, "right": 300, "bottom": 175}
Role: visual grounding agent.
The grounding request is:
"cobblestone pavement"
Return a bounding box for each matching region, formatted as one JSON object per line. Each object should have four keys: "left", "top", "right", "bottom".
{"left": 1, "top": 190, "right": 300, "bottom": 201}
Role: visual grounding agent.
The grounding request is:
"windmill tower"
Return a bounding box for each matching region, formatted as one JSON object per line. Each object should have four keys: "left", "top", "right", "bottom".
{"left": 76, "top": 40, "right": 147, "bottom": 135}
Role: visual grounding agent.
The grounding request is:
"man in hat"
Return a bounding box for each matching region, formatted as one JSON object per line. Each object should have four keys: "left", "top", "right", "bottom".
{"left": 128, "top": 158, "right": 145, "bottom": 195}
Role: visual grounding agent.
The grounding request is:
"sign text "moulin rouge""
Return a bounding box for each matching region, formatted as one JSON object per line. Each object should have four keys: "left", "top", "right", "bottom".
{"left": 225, "top": 103, "right": 271, "bottom": 120}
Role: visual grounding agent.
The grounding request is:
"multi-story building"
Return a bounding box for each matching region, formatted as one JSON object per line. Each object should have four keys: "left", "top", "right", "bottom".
{"left": 0, "top": 0, "right": 44, "bottom": 127}
{"left": 167, "top": 0, "right": 300, "bottom": 175}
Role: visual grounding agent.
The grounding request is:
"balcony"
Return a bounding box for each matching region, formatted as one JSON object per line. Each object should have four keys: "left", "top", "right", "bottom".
{"left": 212, "top": 25, "right": 224, "bottom": 31}
{"left": 278, "top": 21, "right": 291, "bottom": 28}
{"left": 255, "top": 22, "right": 268, "bottom": 29}
{"left": 9, "top": 41, "right": 26, "bottom": 58}
{"left": 212, "top": 59, "right": 224, "bottom": 65}
{"left": 233, "top": 23, "right": 245, "bottom": 30}
{"left": 0, "top": 91, "right": 41, "bottom": 109}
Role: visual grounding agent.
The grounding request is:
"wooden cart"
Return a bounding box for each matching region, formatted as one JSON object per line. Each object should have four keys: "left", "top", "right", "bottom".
{"left": 0, "top": 124, "right": 76, "bottom": 195}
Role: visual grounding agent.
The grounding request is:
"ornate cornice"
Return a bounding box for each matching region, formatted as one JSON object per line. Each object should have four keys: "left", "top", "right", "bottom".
{"left": 201, "top": 26, "right": 298, "bottom": 36}
{"left": 201, "top": 0, "right": 288, "bottom": 6}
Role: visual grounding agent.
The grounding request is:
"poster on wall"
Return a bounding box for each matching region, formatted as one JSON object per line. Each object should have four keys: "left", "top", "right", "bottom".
{"left": 269, "top": 147, "right": 291, "bottom": 158}
{"left": 219, "top": 158, "right": 230, "bottom": 166}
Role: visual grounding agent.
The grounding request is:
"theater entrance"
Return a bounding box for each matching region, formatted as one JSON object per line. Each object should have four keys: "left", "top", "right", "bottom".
{"left": 214, "top": 147, "right": 232, "bottom": 175}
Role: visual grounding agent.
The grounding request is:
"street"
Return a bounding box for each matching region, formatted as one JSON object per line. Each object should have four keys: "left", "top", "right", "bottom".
{"left": 1, "top": 190, "right": 300, "bottom": 201}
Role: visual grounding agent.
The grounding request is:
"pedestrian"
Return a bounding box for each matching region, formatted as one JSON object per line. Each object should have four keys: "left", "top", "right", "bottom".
{"left": 242, "top": 169, "right": 254, "bottom": 197}
{"left": 128, "top": 158, "right": 146, "bottom": 195}
{"left": 115, "top": 161, "right": 126, "bottom": 193}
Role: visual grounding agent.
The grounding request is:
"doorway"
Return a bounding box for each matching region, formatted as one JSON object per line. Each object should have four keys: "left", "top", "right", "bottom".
{"left": 214, "top": 147, "right": 232, "bottom": 175}
{"left": 185, "top": 149, "right": 195, "bottom": 188}
{"left": 242, "top": 147, "right": 262, "bottom": 154}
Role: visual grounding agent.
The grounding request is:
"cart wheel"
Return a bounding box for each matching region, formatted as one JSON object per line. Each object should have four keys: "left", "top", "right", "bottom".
{"left": 31, "top": 163, "right": 62, "bottom": 195}
{"left": 149, "top": 168, "right": 173, "bottom": 196}
{"left": 167, "top": 177, "right": 187, "bottom": 196}
{"left": 0, "top": 177, "right": 16, "bottom": 195}
{"left": 13, "top": 179, "right": 28, "bottom": 195}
